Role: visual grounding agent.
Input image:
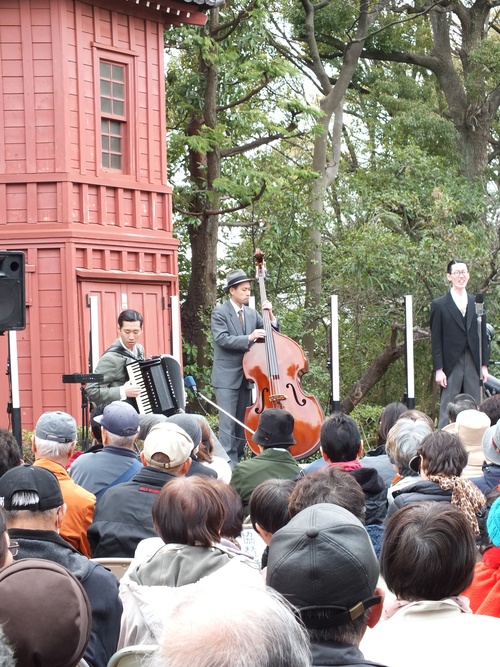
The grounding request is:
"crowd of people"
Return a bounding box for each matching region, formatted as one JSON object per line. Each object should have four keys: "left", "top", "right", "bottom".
{"left": 0, "top": 390, "right": 500, "bottom": 666}
{"left": 0, "top": 253, "right": 498, "bottom": 667}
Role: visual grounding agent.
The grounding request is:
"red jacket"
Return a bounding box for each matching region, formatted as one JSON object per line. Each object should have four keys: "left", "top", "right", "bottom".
{"left": 463, "top": 547, "right": 500, "bottom": 617}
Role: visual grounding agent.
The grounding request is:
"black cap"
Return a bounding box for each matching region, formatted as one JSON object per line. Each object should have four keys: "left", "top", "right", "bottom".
{"left": 0, "top": 465, "right": 63, "bottom": 511}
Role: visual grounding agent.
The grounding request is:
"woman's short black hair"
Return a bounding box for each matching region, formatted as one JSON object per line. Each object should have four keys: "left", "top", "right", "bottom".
{"left": 249, "top": 478, "right": 295, "bottom": 535}
{"left": 381, "top": 502, "right": 476, "bottom": 601}
{"left": 418, "top": 431, "right": 468, "bottom": 477}
{"left": 376, "top": 402, "right": 407, "bottom": 446}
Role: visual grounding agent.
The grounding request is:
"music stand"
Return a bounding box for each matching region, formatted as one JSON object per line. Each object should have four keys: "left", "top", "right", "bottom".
{"left": 62, "top": 373, "right": 103, "bottom": 450}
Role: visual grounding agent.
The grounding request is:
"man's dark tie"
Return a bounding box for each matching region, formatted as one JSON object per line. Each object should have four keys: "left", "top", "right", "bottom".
{"left": 238, "top": 309, "right": 244, "bottom": 331}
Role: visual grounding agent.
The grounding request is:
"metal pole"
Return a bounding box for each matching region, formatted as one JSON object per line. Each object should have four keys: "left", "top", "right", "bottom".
{"left": 404, "top": 295, "right": 415, "bottom": 409}
{"left": 330, "top": 295, "right": 341, "bottom": 412}
{"left": 170, "top": 295, "right": 182, "bottom": 363}
{"left": 89, "top": 295, "right": 100, "bottom": 371}
{"left": 8, "top": 331, "right": 22, "bottom": 455}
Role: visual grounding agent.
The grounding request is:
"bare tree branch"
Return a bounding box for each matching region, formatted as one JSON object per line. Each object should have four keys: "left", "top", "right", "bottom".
{"left": 216, "top": 73, "right": 270, "bottom": 112}
{"left": 220, "top": 129, "right": 300, "bottom": 158}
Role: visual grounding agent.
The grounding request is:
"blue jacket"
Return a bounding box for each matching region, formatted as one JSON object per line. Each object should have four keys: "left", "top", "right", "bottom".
{"left": 470, "top": 462, "right": 500, "bottom": 493}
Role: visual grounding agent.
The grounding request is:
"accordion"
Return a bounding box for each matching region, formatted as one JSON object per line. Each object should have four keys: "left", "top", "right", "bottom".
{"left": 126, "top": 355, "right": 184, "bottom": 416}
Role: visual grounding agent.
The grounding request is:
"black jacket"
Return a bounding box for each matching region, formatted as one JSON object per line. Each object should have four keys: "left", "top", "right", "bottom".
{"left": 9, "top": 528, "right": 122, "bottom": 667}
{"left": 430, "top": 292, "right": 489, "bottom": 376}
{"left": 389, "top": 479, "right": 452, "bottom": 515}
{"left": 88, "top": 466, "right": 177, "bottom": 558}
{"left": 311, "top": 640, "right": 387, "bottom": 666}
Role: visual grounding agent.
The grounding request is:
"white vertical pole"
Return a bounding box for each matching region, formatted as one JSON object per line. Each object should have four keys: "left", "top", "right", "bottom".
{"left": 89, "top": 296, "right": 100, "bottom": 372}
{"left": 170, "top": 295, "right": 181, "bottom": 363}
{"left": 405, "top": 295, "right": 415, "bottom": 408}
{"left": 330, "top": 295, "right": 340, "bottom": 411}
{"left": 8, "top": 330, "right": 22, "bottom": 450}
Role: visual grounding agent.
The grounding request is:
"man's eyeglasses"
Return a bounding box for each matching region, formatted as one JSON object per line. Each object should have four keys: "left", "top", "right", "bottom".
{"left": 451, "top": 270, "right": 468, "bottom": 276}
{"left": 8, "top": 541, "right": 19, "bottom": 557}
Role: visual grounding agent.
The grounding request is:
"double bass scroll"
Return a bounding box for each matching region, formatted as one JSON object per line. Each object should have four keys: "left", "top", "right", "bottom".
{"left": 242, "top": 249, "right": 324, "bottom": 460}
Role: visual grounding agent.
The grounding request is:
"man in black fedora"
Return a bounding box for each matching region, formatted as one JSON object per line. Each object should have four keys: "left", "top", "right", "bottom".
{"left": 230, "top": 408, "right": 301, "bottom": 514}
{"left": 211, "top": 269, "right": 277, "bottom": 467}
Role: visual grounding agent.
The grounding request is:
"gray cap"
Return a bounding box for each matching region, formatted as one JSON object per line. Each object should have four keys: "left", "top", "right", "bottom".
{"left": 35, "top": 411, "right": 77, "bottom": 444}
{"left": 226, "top": 269, "right": 253, "bottom": 290}
{"left": 483, "top": 423, "right": 500, "bottom": 466}
{"left": 167, "top": 413, "right": 202, "bottom": 449}
{"left": 266, "top": 503, "right": 380, "bottom": 628}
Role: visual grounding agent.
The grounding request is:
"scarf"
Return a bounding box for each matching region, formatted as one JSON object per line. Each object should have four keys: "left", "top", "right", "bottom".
{"left": 328, "top": 460, "right": 362, "bottom": 472}
{"left": 427, "top": 474, "right": 485, "bottom": 535}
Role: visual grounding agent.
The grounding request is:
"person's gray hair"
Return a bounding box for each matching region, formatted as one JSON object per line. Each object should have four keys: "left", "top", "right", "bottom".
{"left": 105, "top": 431, "right": 137, "bottom": 448}
{"left": 386, "top": 418, "right": 432, "bottom": 477}
{"left": 34, "top": 436, "right": 74, "bottom": 460}
{"left": 147, "top": 584, "right": 311, "bottom": 667}
{"left": 305, "top": 609, "right": 370, "bottom": 646}
{"left": 10, "top": 492, "right": 40, "bottom": 508}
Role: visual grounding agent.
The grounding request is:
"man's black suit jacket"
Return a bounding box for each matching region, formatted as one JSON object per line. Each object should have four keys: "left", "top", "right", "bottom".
{"left": 430, "top": 292, "right": 489, "bottom": 377}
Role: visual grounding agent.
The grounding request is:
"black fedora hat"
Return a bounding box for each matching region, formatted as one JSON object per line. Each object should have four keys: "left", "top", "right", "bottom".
{"left": 253, "top": 409, "right": 296, "bottom": 447}
{"left": 226, "top": 269, "right": 253, "bottom": 290}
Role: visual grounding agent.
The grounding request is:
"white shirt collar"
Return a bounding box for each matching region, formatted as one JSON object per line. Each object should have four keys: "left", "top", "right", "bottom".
{"left": 230, "top": 299, "right": 244, "bottom": 316}
{"left": 119, "top": 337, "right": 140, "bottom": 358}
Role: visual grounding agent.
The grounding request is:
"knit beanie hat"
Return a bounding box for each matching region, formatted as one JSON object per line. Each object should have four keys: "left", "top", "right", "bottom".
{"left": 487, "top": 496, "right": 500, "bottom": 547}
{"left": 0, "top": 558, "right": 92, "bottom": 667}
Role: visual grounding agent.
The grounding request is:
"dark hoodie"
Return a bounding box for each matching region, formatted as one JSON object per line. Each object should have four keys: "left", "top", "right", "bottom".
{"left": 349, "top": 467, "right": 388, "bottom": 526}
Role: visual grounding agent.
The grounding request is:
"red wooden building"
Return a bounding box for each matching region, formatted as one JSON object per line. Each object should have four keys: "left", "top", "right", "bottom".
{"left": 0, "top": 0, "right": 219, "bottom": 430}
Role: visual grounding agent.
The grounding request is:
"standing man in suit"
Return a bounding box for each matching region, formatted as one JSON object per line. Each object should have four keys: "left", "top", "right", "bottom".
{"left": 211, "top": 269, "right": 277, "bottom": 466}
{"left": 430, "top": 259, "right": 489, "bottom": 429}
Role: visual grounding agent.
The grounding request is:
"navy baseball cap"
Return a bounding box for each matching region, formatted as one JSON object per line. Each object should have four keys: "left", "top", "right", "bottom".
{"left": 94, "top": 401, "right": 139, "bottom": 437}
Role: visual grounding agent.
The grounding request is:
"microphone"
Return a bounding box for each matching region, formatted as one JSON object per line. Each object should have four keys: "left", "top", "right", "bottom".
{"left": 475, "top": 293, "right": 485, "bottom": 317}
{"left": 184, "top": 375, "right": 199, "bottom": 397}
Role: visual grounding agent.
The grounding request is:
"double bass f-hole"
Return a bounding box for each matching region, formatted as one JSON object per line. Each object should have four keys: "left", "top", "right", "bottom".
{"left": 242, "top": 248, "right": 324, "bottom": 459}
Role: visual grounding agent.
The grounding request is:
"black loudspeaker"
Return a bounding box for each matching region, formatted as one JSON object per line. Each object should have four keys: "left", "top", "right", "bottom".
{"left": 0, "top": 251, "right": 26, "bottom": 332}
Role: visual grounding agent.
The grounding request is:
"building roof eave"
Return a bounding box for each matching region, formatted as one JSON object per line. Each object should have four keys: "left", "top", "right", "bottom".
{"left": 121, "top": 0, "right": 225, "bottom": 27}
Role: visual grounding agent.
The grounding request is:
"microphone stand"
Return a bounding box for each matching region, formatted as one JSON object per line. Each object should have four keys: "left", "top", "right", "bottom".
{"left": 185, "top": 380, "right": 255, "bottom": 436}
{"left": 476, "top": 300, "right": 485, "bottom": 402}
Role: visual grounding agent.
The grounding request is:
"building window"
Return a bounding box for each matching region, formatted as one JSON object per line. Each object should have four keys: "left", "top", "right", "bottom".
{"left": 100, "top": 61, "right": 126, "bottom": 170}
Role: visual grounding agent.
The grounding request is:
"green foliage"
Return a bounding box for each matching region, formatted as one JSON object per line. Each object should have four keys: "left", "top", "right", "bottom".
{"left": 350, "top": 404, "right": 383, "bottom": 452}
{"left": 168, "top": 0, "right": 500, "bottom": 418}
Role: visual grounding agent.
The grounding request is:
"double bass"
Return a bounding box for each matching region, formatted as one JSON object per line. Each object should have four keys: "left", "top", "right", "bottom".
{"left": 243, "top": 249, "right": 324, "bottom": 459}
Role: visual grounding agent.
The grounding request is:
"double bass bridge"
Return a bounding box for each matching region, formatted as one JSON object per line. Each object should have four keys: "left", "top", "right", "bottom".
{"left": 269, "top": 394, "right": 287, "bottom": 402}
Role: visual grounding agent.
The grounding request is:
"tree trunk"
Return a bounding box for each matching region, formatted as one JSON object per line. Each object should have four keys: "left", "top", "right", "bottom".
{"left": 341, "top": 326, "right": 429, "bottom": 414}
{"left": 300, "top": 0, "right": 390, "bottom": 360}
{"left": 180, "top": 8, "right": 220, "bottom": 370}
